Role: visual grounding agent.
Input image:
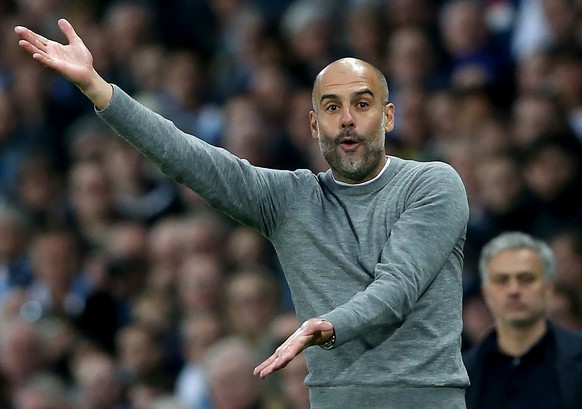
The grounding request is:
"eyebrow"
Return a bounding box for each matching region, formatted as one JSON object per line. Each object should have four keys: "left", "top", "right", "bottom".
{"left": 320, "top": 88, "right": 375, "bottom": 104}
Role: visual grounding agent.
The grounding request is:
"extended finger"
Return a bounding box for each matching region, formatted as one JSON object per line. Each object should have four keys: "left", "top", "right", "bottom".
{"left": 253, "top": 352, "right": 278, "bottom": 376}
{"left": 18, "top": 39, "right": 45, "bottom": 57}
{"left": 15, "top": 26, "right": 48, "bottom": 51}
{"left": 18, "top": 41, "right": 56, "bottom": 71}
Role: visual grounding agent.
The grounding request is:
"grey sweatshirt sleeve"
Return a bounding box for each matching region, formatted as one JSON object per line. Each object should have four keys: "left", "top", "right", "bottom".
{"left": 96, "top": 85, "right": 304, "bottom": 236}
{"left": 319, "top": 163, "right": 469, "bottom": 346}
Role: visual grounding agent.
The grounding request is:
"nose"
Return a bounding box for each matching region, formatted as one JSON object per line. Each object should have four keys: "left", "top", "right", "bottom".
{"left": 340, "top": 107, "right": 354, "bottom": 128}
{"left": 507, "top": 278, "right": 521, "bottom": 295}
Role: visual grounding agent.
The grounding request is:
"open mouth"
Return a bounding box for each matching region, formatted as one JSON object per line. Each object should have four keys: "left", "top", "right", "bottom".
{"left": 339, "top": 137, "right": 361, "bottom": 150}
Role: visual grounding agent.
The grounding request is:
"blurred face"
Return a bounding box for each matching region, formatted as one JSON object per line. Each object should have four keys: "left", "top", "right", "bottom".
{"left": 523, "top": 146, "right": 575, "bottom": 199}
{"left": 227, "top": 275, "right": 275, "bottom": 338}
{"left": 179, "top": 257, "right": 223, "bottom": 312}
{"left": 117, "top": 328, "right": 160, "bottom": 376}
{"left": 31, "top": 234, "right": 78, "bottom": 287}
{"left": 310, "top": 59, "right": 394, "bottom": 183}
{"left": 482, "top": 248, "right": 552, "bottom": 329}
{"left": 477, "top": 157, "right": 522, "bottom": 212}
{"left": 209, "top": 364, "right": 259, "bottom": 409}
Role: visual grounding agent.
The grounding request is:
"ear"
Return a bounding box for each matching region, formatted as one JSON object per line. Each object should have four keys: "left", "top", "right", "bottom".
{"left": 309, "top": 111, "right": 319, "bottom": 140}
{"left": 384, "top": 103, "right": 395, "bottom": 133}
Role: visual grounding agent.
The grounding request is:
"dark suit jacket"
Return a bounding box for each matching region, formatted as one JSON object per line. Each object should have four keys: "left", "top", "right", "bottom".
{"left": 463, "top": 323, "right": 582, "bottom": 409}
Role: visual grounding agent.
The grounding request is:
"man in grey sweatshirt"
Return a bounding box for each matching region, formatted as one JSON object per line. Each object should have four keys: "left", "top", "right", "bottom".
{"left": 16, "top": 19, "right": 470, "bottom": 409}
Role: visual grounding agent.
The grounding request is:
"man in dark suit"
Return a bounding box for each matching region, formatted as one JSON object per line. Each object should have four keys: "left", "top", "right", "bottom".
{"left": 464, "top": 231, "right": 582, "bottom": 409}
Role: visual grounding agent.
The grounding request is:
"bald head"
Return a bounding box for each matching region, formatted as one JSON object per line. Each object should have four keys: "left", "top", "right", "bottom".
{"left": 312, "top": 58, "right": 389, "bottom": 112}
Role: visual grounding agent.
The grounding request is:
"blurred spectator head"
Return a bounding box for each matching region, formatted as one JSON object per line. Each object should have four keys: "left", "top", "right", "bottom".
{"left": 149, "top": 217, "right": 184, "bottom": 270}
{"left": 550, "top": 228, "right": 582, "bottom": 290}
{"left": 178, "top": 253, "right": 224, "bottom": 314}
{"left": 181, "top": 311, "right": 224, "bottom": 364}
{"left": 180, "top": 212, "right": 229, "bottom": 258}
{"left": 425, "top": 90, "right": 458, "bottom": 141}
{"left": 386, "top": 26, "right": 434, "bottom": 89}
{"left": 13, "top": 373, "right": 72, "bottom": 409}
{"left": 103, "top": 2, "right": 156, "bottom": 62}
{"left": 130, "top": 44, "right": 166, "bottom": 97}
{"left": 474, "top": 115, "right": 514, "bottom": 155}
{"left": 548, "top": 282, "right": 582, "bottom": 330}
{"left": 521, "top": 135, "right": 580, "bottom": 202}
{"left": 541, "top": 0, "right": 576, "bottom": 45}
{"left": 162, "top": 49, "right": 203, "bottom": 110}
{"left": 104, "top": 220, "right": 149, "bottom": 260}
{"left": 65, "top": 116, "right": 115, "bottom": 164}
{"left": 248, "top": 63, "right": 291, "bottom": 126}
{"left": 476, "top": 154, "right": 524, "bottom": 215}
{"left": 0, "top": 205, "right": 32, "bottom": 263}
{"left": 68, "top": 161, "right": 116, "bottom": 234}
{"left": 0, "top": 320, "right": 46, "bottom": 385}
{"left": 392, "top": 86, "right": 429, "bottom": 155}
{"left": 30, "top": 229, "right": 80, "bottom": 290}
{"left": 116, "top": 324, "right": 163, "bottom": 381}
{"left": 281, "top": 0, "right": 331, "bottom": 71}
{"left": 512, "top": 90, "right": 569, "bottom": 147}
{"left": 440, "top": 0, "right": 488, "bottom": 57}
{"left": 453, "top": 86, "right": 495, "bottom": 136}
{"left": 385, "top": 0, "right": 436, "bottom": 29}
{"left": 547, "top": 45, "right": 582, "bottom": 111}
{"left": 225, "top": 226, "right": 269, "bottom": 270}
{"left": 72, "top": 351, "right": 123, "bottom": 409}
{"left": 16, "top": 152, "right": 65, "bottom": 227}
{"left": 343, "top": 2, "right": 385, "bottom": 67}
{"left": 516, "top": 50, "right": 551, "bottom": 95}
{"left": 222, "top": 94, "right": 275, "bottom": 167}
{"left": 147, "top": 217, "right": 185, "bottom": 293}
{"left": 128, "top": 374, "right": 174, "bottom": 409}
{"left": 225, "top": 268, "right": 281, "bottom": 344}
{"left": 203, "top": 336, "right": 262, "bottom": 409}
{"left": 131, "top": 291, "right": 176, "bottom": 337}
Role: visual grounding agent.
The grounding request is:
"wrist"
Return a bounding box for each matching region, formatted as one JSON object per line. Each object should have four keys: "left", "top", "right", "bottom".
{"left": 80, "top": 70, "right": 113, "bottom": 110}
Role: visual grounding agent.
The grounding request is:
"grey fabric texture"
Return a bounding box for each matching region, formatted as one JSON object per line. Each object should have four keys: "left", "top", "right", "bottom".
{"left": 97, "top": 85, "right": 470, "bottom": 408}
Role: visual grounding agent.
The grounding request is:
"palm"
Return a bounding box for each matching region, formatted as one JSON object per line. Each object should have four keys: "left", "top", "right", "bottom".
{"left": 15, "top": 19, "right": 94, "bottom": 89}
{"left": 45, "top": 39, "right": 93, "bottom": 86}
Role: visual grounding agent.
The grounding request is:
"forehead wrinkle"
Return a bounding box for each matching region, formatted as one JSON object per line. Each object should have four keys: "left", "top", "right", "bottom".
{"left": 320, "top": 87, "right": 374, "bottom": 102}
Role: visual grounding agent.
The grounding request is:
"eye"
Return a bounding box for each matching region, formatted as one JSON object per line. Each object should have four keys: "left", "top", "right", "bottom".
{"left": 325, "top": 104, "right": 339, "bottom": 112}
{"left": 490, "top": 275, "right": 508, "bottom": 285}
{"left": 518, "top": 274, "right": 536, "bottom": 284}
{"left": 356, "top": 101, "right": 370, "bottom": 109}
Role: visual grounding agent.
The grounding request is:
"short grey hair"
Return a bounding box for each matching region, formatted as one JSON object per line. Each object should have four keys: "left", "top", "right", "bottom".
{"left": 478, "top": 231, "right": 556, "bottom": 284}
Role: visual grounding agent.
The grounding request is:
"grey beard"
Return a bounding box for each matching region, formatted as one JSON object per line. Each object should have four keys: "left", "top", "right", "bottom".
{"left": 319, "top": 132, "right": 386, "bottom": 182}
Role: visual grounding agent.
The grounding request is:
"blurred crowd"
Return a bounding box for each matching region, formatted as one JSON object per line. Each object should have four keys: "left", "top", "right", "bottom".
{"left": 1, "top": 0, "right": 582, "bottom": 408}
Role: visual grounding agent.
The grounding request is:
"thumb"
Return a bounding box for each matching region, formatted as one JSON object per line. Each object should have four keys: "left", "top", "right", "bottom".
{"left": 304, "top": 318, "right": 333, "bottom": 334}
{"left": 58, "top": 18, "right": 81, "bottom": 45}
{"left": 317, "top": 319, "right": 334, "bottom": 331}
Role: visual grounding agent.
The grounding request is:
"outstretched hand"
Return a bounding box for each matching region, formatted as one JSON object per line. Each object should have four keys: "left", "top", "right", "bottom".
{"left": 254, "top": 318, "right": 334, "bottom": 379}
{"left": 15, "top": 19, "right": 112, "bottom": 109}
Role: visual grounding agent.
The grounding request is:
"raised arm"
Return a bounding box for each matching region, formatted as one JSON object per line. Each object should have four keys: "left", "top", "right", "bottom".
{"left": 15, "top": 19, "right": 112, "bottom": 109}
